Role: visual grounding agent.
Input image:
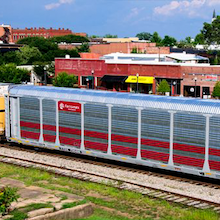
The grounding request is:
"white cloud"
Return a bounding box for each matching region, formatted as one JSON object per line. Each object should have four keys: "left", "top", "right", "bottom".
{"left": 124, "top": 7, "right": 145, "bottom": 22}
{"left": 154, "top": 0, "right": 218, "bottom": 17}
{"left": 45, "top": 0, "right": 73, "bottom": 10}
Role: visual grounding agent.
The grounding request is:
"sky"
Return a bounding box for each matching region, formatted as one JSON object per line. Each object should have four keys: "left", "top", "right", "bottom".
{"left": 1, "top": 0, "right": 220, "bottom": 40}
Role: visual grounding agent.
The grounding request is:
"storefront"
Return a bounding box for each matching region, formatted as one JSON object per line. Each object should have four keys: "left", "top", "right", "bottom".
{"left": 125, "top": 76, "right": 154, "bottom": 93}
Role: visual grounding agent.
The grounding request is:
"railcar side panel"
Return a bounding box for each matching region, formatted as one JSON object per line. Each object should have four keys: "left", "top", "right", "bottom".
{"left": 6, "top": 85, "right": 220, "bottom": 179}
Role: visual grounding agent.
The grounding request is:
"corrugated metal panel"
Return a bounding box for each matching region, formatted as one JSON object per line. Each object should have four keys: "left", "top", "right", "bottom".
{"left": 141, "top": 109, "right": 170, "bottom": 162}
{"left": 209, "top": 117, "right": 220, "bottom": 171}
{"left": 9, "top": 85, "right": 220, "bottom": 115}
{"left": 84, "top": 103, "right": 108, "bottom": 152}
{"left": 112, "top": 106, "right": 138, "bottom": 157}
{"left": 20, "top": 97, "right": 40, "bottom": 139}
{"left": 43, "top": 99, "right": 56, "bottom": 143}
{"left": 59, "top": 110, "right": 81, "bottom": 148}
{"left": 173, "top": 113, "right": 205, "bottom": 168}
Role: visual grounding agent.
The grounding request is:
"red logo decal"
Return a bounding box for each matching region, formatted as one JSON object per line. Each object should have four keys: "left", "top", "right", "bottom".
{"left": 58, "top": 101, "right": 81, "bottom": 113}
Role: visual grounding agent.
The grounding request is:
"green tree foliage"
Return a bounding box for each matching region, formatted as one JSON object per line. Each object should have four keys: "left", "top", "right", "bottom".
{"left": 151, "top": 32, "right": 162, "bottom": 45}
{"left": 194, "top": 33, "right": 205, "bottom": 45}
{"left": 157, "top": 79, "right": 171, "bottom": 95}
{"left": 77, "top": 43, "right": 90, "bottom": 53}
{"left": 33, "top": 62, "right": 47, "bottom": 78}
{"left": 53, "top": 72, "right": 77, "bottom": 87}
{"left": 201, "top": 16, "right": 220, "bottom": 45}
{"left": 212, "top": 81, "right": 220, "bottom": 98}
{"left": 136, "top": 32, "right": 152, "bottom": 41}
{"left": 17, "top": 37, "right": 80, "bottom": 62}
{"left": 0, "top": 187, "right": 19, "bottom": 215}
{"left": 16, "top": 45, "right": 42, "bottom": 65}
{"left": 0, "top": 51, "right": 21, "bottom": 65}
{"left": 177, "top": 36, "right": 194, "bottom": 48}
{"left": 103, "top": 34, "right": 118, "bottom": 38}
{"left": 161, "top": 35, "right": 177, "bottom": 47}
{"left": 49, "top": 35, "right": 89, "bottom": 43}
{"left": 0, "top": 64, "right": 30, "bottom": 83}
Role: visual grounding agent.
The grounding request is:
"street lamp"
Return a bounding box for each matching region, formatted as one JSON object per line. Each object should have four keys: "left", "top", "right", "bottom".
{"left": 136, "top": 73, "right": 139, "bottom": 93}
{"left": 173, "top": 81, "right": 177, "bottom": 96}
{"left": 91, "top": 70, "right": 94, "bottom": 89}
{"left": 43, "top": 66, "right": 47, "bottom": 86}
{"left": 194, "top": 77, "right": 197, "bottom": 98}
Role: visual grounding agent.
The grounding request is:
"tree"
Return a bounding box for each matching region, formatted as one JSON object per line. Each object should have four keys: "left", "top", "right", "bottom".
{"left": 136, "top": 32, "right": 152, "bottom": 41}
{"left": 151, "top": 32, "right": 162, "bottom": 45}
{"left": 16, "top": 45, "right": 42, "bottom": 65}
{"left": 157, "top": 79, "right": 170, "bottom": 95}
{"left": 161, "top": 35, "right": 177, "bottom": 47}
{"left": 212, "top": 81, "right": 220, "bottom": 98}
{"left": 53, "top": 72, "right": 77, "bottom": 87}
{"left": 49, "top": 35, "right": 89, "bottom": 43}
{"left": 0, "top": 63, "right": 29, "bottom": 83}
{"left": 177, "top": 36, "right": 194, "bottom": 48}
{"left": 201, "top": 16, "right": 220, "bottom": 45}
{"left": 194, "top": 33, "right": 205, "bottom": 45}
{"left": 17, "top": 37, "right": 79, "bottom": 62}
{"left": 103, "top": 34, "right": 118, "bottom": 38}
{"left": 77, "top": 43, "right": 90, "bottom": 53}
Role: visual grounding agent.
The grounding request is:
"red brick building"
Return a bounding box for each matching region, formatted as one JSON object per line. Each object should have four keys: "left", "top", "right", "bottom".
{"left": 11, "top": 27, "right": 87, "bottom": 43}
{"left": 55, "top": 54, "right": 220, "bottom": 98}
{"left": 90, "top": 42, "right": 170, "bottom": 56}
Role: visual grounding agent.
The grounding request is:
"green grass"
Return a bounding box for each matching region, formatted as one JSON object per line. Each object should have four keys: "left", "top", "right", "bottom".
{"left": 62, "top": 199, "right": 87, "bottom": 209}
{"left": 19, "top": 203, "right": 54, "bottom": 213}
{"left": 0, "top": 162, "right": 219, "bottom": 220}
{"left": 8, "top": 210, "right": 28, "bottom": 220}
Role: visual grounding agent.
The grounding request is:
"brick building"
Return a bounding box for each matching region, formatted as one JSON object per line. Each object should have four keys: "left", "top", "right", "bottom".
{"left": 55, "top": 52, "right": 220, "bottom": 98}
{"left": 11, "top": 27, "right": 87, "bottom": 43}
{"left": 90, "top": 42, "right": 170, "bottom": 56}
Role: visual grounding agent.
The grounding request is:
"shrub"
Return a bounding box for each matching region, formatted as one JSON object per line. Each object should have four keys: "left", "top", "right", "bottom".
{"left": 0, "top": 187, "right": 20, "bottom": 215}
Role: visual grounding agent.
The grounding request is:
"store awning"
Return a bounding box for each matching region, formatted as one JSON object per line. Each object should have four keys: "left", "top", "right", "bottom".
{"left": 125, "top": 76, "right": 154, "bottom": 84}
{"left": 101, "top": 75, "right": 128, "bottom": 83}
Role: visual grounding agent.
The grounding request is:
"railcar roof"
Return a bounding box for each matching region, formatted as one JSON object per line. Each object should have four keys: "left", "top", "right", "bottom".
{"left": 9, "top": 85, "right": 220, "bottom": 115}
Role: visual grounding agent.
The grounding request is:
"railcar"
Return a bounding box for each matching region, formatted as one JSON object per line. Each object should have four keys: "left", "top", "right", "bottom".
{"left": 4, "top": 85, "right": 220, "bottom": 179}
{"left": 0, "top": 83, "right": 12, "bottom": 139}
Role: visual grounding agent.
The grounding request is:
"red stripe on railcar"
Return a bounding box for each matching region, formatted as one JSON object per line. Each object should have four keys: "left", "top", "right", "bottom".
{"left": 21, "top": 130, "right": 40, "bottom": 140}
{"left": 60, "top": 136, "right": 81, "bottom": 148}
{"left": 43, "top": 134, "right": 56, "bottom": 143}
{"left": 174, "top": 155, "right": 204, "bottom": 168}
{"left": 19, "top": 121, "right": 220, "bottom": 159}
{"left": 142, "top": 139, "right": 169, "bottom": 149}
{"left": 174, "top": 143, "right": 205, "bottom": 154}
{"left": 112, "top": 134, "right": 137, "bottom": 144}
{"left": 59, "top": 127, "right": 81, "bottom": 136}
{"left": 209, "top": 148, "right": 220, "bottom": 157}
{"left": 43, "top": 124, "right": 56, "bottom": 131}
{"left": 85, "top": 140, "right": 108, "bottom": 152}
{"left": 20, "top": 121, "right": 40, "bottom": 130}
{"left": 209, "top": 160, "right": 220, "bottom": 171}
{"left": 85, "top": 130, "right": 108, "bottom": 139}
{"left": 112, "top": 145, "right": 137, "bottom": 157}
{"left": 141, "top": 150, "right": 169, "bottom": 162}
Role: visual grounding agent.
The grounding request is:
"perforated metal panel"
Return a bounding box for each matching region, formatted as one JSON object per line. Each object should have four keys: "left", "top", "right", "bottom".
{"left": 59, "top": 110, "right": 81, "bottom": 148}
{"left": 20, "top": 97, "right": 40, "bottom": 140}
{"left": 42, "top": 99, "right": 56, "bottom": 143}
{"left": 141, "top": 109, "right": 170, "bottom": 162}
{"left": 112, "top": 106, "right": 138, "bottom": 157}
{"left": 84, "top": 103, "right": 108, "bottom": 152}
{"left": 173, "top": 113, "right": 205, "bottom": 168}
{"left": 209, "top": 116, "right": 220, "bottom": 171}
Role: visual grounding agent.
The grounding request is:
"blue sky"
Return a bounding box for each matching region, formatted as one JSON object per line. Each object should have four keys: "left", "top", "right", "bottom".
{"left": 1, "top": 0, "right": 220, "bottom": 40}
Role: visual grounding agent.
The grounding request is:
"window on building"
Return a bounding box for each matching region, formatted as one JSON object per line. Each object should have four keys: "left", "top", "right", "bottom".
{"left": 81, "top": 76, "right": 88, "bottom": 86}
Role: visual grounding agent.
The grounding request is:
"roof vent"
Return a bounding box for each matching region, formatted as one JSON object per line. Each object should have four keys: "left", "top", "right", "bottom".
{"left": 65, "top": 55, "right": 70, "bottom": 59}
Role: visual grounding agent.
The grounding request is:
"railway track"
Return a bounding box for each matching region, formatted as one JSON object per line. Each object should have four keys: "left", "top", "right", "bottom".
{"left": 0, "top": 142, "right": 220, "bottom": 213}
